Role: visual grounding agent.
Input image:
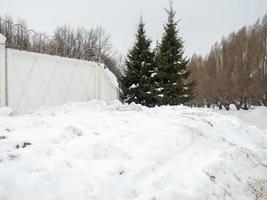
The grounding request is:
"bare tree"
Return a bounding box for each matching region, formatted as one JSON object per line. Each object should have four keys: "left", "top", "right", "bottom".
{"left": 0, "top": 16, "right": 121, "bottom": 78}
{"left": 189, "top": 14, "right": 267, "bottom": 109}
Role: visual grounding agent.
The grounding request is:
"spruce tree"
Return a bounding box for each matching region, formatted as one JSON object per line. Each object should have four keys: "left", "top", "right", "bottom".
{"left": 155, "top": 3, "right": 194, "bottom": 105}
{"left": 121, "top": 18, "right": 157, "bottom": 107}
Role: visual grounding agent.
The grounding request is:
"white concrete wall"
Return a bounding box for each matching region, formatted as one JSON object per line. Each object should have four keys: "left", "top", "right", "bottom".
{"left": 1, "top": 46, "right": 118, "bottom": 114}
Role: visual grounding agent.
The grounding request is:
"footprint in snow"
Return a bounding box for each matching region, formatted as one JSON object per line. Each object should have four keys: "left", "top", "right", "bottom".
{"left": 5, "top": 128, "right": 14, "bottom": 132}
{"left": 15, "top": 142, "right": 32, "bottom": 149}
{"left": 0, "top": 136, "right": 7, "bottom": 139}
{"left": 64, "top": 126, "right": 83, "bottom": 137}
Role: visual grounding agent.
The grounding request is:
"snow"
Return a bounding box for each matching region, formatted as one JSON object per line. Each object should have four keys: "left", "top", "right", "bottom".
{"left": 0, "top": 101, "right": 266, "bottom": 200}
{"left": 130, "top": 84, "right": 137, "bottom": 89}
{"left": 0, "top": 107, "right": 13, "bottom": 116}
{"left": 158, "top": 88, "right": 163, "bottom": 91}
{"left": 0, "top": 33, "right": 6, "bottom": 44}
{"left": 218, "top": 106, "right": 267, "bottom": 130}
{"left": 151, "top": 73, "right": 157, "bottom": 78}
{"left": 103, "top": 67, "right": 118, "bottom": 87}
{"left": 156, "top": 87, "right": 164, "bottom": 92}
{"left": 182, "top": 94, "right": 189, "bottom": 98}
{"left": 178, "top": 70, "right": 186, "bottom": 75}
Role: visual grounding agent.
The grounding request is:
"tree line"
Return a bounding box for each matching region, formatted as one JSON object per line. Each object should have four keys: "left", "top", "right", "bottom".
{"left": 2, "top": 12, "right": 266, "bottom": 110}
{"left": 120, "top": 4, "right": 194, "bottom": 107}
{"left": 0, "top": 15, "right": 122, "bottom": 78}
{"left": 188, "top": 14, "right": 267, "bottom": 110}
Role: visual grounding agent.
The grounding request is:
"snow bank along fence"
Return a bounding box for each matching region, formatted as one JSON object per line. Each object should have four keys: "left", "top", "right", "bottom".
{"left": 0, "top": 34, "right": 119, "bottom": 115}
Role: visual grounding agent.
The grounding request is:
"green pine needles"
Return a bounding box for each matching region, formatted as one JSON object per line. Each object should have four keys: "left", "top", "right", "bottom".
{"left": 121, "top": 4, "right": 194, "bottom": 107}
{"left": 120, "top": 18, "right": 157, "bottom": 107}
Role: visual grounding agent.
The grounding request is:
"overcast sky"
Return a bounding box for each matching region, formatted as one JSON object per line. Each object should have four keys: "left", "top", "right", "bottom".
{"left": 0, "top": 0, "right": 267, "bottom": 57}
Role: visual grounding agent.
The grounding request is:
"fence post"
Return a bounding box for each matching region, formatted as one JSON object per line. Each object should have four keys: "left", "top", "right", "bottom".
{"left": 95, "top": 64, "right": 99, "bottom": 100}
{"left": 98, "top": 64, "right": 103, "bottom": 100}
{"left": 0, "top": 34, "right": 6, "bottom": 107}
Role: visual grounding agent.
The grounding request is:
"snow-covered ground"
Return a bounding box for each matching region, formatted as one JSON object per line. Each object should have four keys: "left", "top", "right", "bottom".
{"left": 0, "top": 101, "right": 266, "bottom": 200}
{"left": 218, "top": 106, "right": 267, "bottom": 130}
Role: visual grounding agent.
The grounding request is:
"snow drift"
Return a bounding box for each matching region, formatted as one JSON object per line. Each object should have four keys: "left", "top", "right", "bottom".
{"left": 0, "top": 33, "right": 6, "bottom": 44}
{"left": 0, "top": 100, "right": 266, "bottom": 200}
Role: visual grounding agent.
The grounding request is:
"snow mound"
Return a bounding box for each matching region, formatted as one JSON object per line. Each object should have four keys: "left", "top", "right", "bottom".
{"left": 0, "top": 107, "right": 13, "bottom": 116}
{"left": 32, "top": 100, "right": 142, "bottom": 115}
{"left": 0, "top": 101, "right": 266, "bottom": 200}
{"left": 104, "top": 67, "right": 118, "bottom": 87}
{"left": 0, "top": 33, "right": 6, "bottom": 44}
{"left": 219, "top": 106, "right": 267, "bottom": 130}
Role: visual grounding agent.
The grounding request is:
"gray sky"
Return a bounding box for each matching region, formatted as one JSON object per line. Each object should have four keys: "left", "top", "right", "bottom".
{"left": 0, "top": 0, "right": 266, "bottom": 57}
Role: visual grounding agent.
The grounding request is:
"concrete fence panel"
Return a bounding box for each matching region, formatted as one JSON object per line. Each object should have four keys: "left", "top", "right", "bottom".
{"left": 0, "top": 33, "right": 119, "bottom": 114}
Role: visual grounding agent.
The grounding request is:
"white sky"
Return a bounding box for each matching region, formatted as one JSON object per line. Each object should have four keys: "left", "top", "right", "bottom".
{"left": 0, "top": 0, "right": 266, "bottom": 57}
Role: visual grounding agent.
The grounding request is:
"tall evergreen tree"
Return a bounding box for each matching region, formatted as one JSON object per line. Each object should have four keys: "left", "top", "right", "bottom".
{"left": 155, "top": 3, "right": 194, "bottom": 105}
{"left": 120, "top": 18, "right": 157, "bottom": 107}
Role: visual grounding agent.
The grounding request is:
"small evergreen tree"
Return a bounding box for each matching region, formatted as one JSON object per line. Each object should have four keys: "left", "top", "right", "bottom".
{"left": 121, "top": 18, "right": 157, "bottom": 107}
{"left": 155, "top": 3, "right": 194, "bottom": 105}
